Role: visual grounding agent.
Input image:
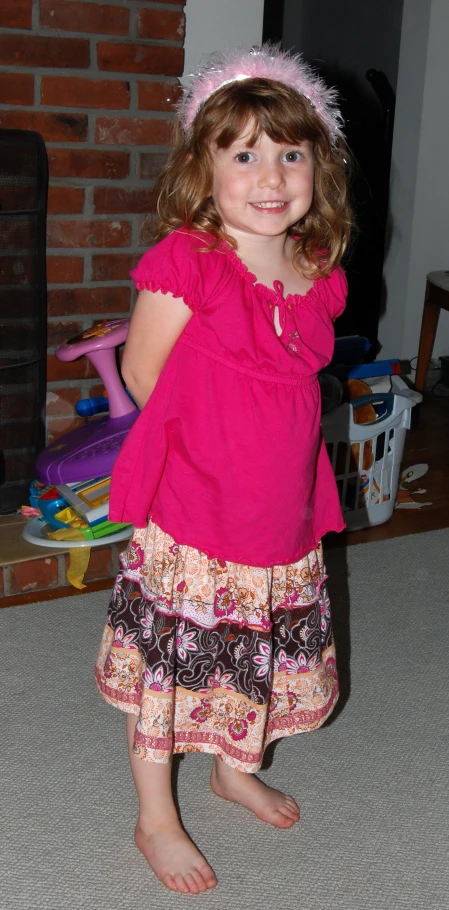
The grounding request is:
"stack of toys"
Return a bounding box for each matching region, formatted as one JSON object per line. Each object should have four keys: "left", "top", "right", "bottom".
{"left": 27, "top": 476, "right": 131, "bottom": 540}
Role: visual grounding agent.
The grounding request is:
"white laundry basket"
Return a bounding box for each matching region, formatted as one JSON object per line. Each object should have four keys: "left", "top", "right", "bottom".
{"left": 321, "top": 375, "right": 422, "bottom": 531}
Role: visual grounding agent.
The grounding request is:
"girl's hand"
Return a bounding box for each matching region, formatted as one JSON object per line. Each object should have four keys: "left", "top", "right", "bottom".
{"left": 121, "top": 289, "right": 192, "bottom": 409}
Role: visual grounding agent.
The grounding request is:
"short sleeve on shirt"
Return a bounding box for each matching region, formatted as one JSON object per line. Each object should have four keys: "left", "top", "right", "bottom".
{"left": 130, "top": 229, "right": 215, "bottom": 314}
{"left": 321, "top": 266, "right": 348, "bottom": 321}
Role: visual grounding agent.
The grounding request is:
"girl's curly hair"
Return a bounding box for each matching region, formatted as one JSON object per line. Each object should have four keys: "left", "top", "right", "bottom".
{"left": 153, "top": 78, "right": 352, "bottom": 278}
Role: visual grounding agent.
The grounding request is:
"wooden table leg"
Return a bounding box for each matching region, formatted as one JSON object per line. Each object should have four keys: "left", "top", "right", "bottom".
{"left": 415, "top": 281, "right": 441, "bottom": 393}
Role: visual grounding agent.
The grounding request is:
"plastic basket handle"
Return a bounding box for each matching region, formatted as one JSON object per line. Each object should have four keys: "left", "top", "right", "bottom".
{"left": 348, "top": 392, "right": 396, "bottom": 422}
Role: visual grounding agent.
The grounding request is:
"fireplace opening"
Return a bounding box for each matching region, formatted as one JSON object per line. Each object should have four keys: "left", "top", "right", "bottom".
{"left": 0, "top": 129, "right": 48, "bottom": 514}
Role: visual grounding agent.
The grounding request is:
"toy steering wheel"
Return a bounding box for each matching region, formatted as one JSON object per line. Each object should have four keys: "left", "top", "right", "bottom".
{"left": 56, "top": 319, "right": 135, "bottom": 419}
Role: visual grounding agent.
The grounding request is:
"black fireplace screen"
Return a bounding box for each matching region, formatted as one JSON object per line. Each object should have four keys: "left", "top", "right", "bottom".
{"left": 0, "top": 129, "right": 48, "bottom": 514}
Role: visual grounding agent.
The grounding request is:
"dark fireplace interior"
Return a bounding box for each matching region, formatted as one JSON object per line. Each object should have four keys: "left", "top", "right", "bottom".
{"left": 0, "top": 129, "right": 48, "bottom": 514}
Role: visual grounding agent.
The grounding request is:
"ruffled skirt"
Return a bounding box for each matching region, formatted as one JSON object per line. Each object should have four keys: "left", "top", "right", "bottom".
{"left": 95, "top": 520, "right": 339, "bottom": 772}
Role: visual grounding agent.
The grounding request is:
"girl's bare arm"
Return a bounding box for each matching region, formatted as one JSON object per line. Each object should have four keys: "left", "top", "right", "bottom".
{"left": 121, "top": 289, "right": 193, "bottom": 409}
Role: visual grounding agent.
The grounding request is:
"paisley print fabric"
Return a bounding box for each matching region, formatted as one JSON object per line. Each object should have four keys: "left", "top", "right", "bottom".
{"left": 95, "top": 520, "right": 339, "bottom": 772}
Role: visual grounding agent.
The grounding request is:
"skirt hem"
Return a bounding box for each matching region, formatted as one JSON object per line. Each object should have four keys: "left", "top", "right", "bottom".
{"left": 95, "top": 666, "right": 339, "bottom": 773}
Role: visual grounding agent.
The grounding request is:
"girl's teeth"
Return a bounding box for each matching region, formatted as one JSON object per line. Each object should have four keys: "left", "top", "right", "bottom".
{"left": 254, "top": 202, "right": 286, "bottom": 208}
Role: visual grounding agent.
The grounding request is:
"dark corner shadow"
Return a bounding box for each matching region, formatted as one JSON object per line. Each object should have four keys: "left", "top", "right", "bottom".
{"left": 171, "top": 753, "right": 184, "bottom": 815}
{"left": 321, "top": 538, "right": 351, "bottom": 726}
{"left": 262, "top": 538, "right": 351, "bottom": 771}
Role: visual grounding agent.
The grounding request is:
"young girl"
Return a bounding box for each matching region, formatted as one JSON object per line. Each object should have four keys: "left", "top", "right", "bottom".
{"left": 95, "top": 44, "right": 351, "bottom": 895}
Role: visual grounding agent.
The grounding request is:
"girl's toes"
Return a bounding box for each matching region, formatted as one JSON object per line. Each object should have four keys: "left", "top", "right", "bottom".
{"left": 191, "top": 869, "right": 210, "bottom": 892}
{"left": 286, "top": 803, "right": 300, "bottom": 817}
{"left": 200, "top": 865, "right": 218, "bottom": 889}
{"left": 174, "top": 873, "right": 190, "bottom": 893}
{"left": 285, "top": 798, "right": 300, "bottom": 816}
{"left": 204, "top": 873, "right": 218, "bottom": 890}
{"left": 274, "top": 804, "right": 299, "bottom": 826}
{"left": 163, "top": 874, "right": 177, "bottom": 891}
{"left": 184, "top": 872, "right": 200, "bottom": 894}
{"left": 275, "top": 812, "right": 295, "bottom": 828}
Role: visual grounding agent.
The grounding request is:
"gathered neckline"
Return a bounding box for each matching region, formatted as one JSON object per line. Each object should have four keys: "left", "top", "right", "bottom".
{"left": 219, "top": 240, "right": 321, "bottom": 306}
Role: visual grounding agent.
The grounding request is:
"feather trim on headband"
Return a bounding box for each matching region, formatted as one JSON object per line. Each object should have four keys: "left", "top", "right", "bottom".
{"left": 179, "top": 43, "right": 344, "bottom": 142}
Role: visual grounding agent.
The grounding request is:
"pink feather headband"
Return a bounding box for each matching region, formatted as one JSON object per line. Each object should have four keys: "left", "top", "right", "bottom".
{"left": 179, "top": 44, "right": 344, "bottom": 143}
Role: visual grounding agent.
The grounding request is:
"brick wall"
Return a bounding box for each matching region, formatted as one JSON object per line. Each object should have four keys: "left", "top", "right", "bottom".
{"left": 0, "top": 0, "right": 185, "bottom": 442}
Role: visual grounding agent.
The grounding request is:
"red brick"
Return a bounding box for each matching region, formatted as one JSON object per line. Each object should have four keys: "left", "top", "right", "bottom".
{"left": 9, "top": 557, "right": 59, "bottom": 594}
{"left": 48, "top": 186, "right": 85, "bottom": 215}
{"left": 0, "top": 35, "right": 90, "bottom": 69}
{"left": 47, "top": 354, "right": 97, "bottom": 382}
{"left": 138, "top": 80, "right": 181, "bottom": 112}
{"left": 48, "top": 148, "right": 129, "bottom": 180}
{"left": 47, "top": 219, "right": 132, "bottom": 249}
{"left": 0, "top": 73, "right": 34, "bottom": 106}
{"left": 46, "top": 320, "right": 85, "bottom": 346}
{"left": 42, "top": 76, "right": 130, "bottom": 110}
{"left": 0, "top": 0, "right": 32, "bottom": 29}
{"left": 97, "top": 42, "right": 183, "bottom": 76}
{"left": 139, "top": 152, "right": 168, "bottom": 179}
{"left": 90, "top": 383, "right": 106, "bottom": 398}
{"left": 0, "top": 111, "right": 87, "bottom": 142}
{"left": 94, "top": 187, "right": 156, "bottom": 215}
{"left": 45, "top": 385, "right": 84, "bottom": 416}
{"left": 46, "top": 416, "right": 85, "bottom": 442}
{"left": 96, "top": 116, "right": 173, "bottom": 146}
{"left": 78, "top": 545, "right": 113, "bottom": 582}
{"left": 40, "top": 0, "right": 129, "bottom": 35}
{"left": 48, "top": 285, "right": 130, "bottom": 316}
{"left": 46, "top": 256, "right": 84, "bottom": 284}
{"left": 137, "top": 9, "right": 185, "bottom": 41}
{"left": 92, "top": 253, "right": 139, "bottom": 281}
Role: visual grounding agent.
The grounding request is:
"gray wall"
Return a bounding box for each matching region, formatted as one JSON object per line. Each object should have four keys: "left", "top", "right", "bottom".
{"left": 382, "top": 0, "right": 449, "bottom": 360}
{"left": 183, "top": 0, "right": 264, "bottom": 77}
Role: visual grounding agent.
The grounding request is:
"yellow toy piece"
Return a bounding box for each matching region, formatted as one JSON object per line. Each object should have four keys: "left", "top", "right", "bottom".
{"left": 53, "top": 506, "right": 89, "bottom": 529}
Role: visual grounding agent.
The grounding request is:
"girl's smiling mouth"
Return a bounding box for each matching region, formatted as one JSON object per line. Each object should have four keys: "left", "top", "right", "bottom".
{"left": 250, "top": 201, "right": 290, "bottom": 212}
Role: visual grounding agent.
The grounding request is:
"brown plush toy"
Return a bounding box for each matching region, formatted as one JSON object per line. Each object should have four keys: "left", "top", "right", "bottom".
{"left": 344, "top": 379, "right": 377, "bottom": 424}
{"left": 334, "top": 379, "right": 376, "bottom": 473}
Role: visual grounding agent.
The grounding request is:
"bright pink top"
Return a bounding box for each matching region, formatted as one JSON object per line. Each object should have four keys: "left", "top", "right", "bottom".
{"left": 109, "top": 229, "right": 347, "bottom": 567}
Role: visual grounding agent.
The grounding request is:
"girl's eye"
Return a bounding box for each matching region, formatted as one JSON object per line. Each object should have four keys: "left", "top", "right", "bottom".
{"left": 282, "top": 150, "right": 302, "bottom": 163}
{"left": 235, "top": 152, "right": 255, "bottom": 163}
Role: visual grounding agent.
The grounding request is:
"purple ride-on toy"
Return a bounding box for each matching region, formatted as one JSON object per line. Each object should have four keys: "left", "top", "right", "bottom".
{"left": 36, "top": 319, "right": 138, "bottom": 485}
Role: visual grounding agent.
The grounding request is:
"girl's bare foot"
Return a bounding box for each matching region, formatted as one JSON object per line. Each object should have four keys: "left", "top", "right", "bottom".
{"left": 135, "top": 819, "right": 218, "bottom": 894}
{"left": 210, "top": 755, "right": 300, "bottom": 828}
{"left": 126, "top": 714, "right": 217, "bottom": 893}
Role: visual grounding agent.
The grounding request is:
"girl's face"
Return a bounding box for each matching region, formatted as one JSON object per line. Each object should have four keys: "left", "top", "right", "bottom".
{"left": 210, "top": 124, "right": 314, "bottom": 242}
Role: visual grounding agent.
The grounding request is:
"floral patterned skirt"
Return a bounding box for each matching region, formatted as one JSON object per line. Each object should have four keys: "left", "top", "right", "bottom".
{"left": 95, "top": 520, "right": 339, "bottom": 772}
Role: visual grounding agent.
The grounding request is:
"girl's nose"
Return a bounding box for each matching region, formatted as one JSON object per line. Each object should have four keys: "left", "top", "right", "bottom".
{"left": 258, "top": 161, "right": 285, "bottom": 189}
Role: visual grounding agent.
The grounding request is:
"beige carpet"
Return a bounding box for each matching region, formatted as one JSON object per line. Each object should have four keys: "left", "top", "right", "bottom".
{"left": 2, "top": 528, "right": 448, "bottom": 909}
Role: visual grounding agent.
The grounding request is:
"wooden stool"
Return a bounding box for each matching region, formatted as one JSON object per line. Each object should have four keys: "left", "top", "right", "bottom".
{"left": 415, "top": 271, "right": 449, "bottom": 393}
